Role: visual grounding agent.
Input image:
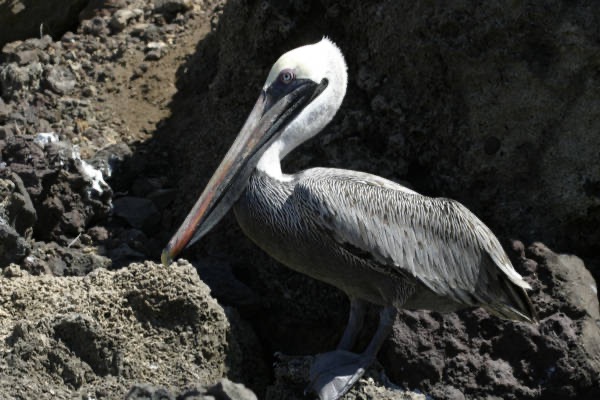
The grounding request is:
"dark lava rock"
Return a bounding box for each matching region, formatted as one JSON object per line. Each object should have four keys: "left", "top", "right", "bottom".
{"left": 11, "top": 49, "right": 41, "bottom": 66}
{"left": 1, "top": 135, "right": 112, "bottom": 243}
{"left": 195, "top": 257, "right": 258, "bottom": 308}
{"left": 0, "top": 171, "right": 36, "bottom": 236}
{"left": 87, "top": 225, "right": 109, "bottom": 241}
{"left": 131, "top": 176, "right": 164, "bottom": 197}
{"left": 107, "top": 242, "right": 145, "bottom": 267}
{"left": 146, "top": 188, "right": 176, "bottom": 209}
{"left": 144, "top": 49, "right": 164, "bottom": 61}
{"left": 224, "top": 308, "right": 270, "bottom": 396}
{"left": 105, "top": 228, "right": 152, "bottom": 267}
{"left": 27, "top": 241, "right": 111, "bottom": 276}
{"left": 88, "top": 142, "right": 133, "bottom": 180}
{"left": 126, "top": 384, "right": 175, "bottom": 400}
{"left": 0, "top": 99, "right": 11, "bottom": 123}
{"left": 153, "top": 0, "right": 193, "bottom": 15}
{"left": 113, "top": 196, "right": 160, "bottom": 233}
{"left": 379, "top": 243, "right": 600, "bottom": 399}
{"left": 0, "top": 219, "right": 30, "bottom": 266}
{"left": 0, "top": 171, "right": 35, "bottom": 266}
{"left": 81, "top": 16, "right": 110, "bottom": 37}
{"left": 206, "top": 378, "right": 259, "bottom": 400}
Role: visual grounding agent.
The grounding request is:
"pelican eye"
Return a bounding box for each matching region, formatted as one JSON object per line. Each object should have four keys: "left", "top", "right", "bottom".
{"left": 279, "top": 69, "right": 295, "bottom": 84}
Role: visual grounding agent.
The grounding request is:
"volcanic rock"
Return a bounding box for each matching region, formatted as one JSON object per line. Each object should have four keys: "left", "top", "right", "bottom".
{"left": 153, "top": 0, "right": 193, "bottom": 15}
{"left": 145, "top": 41, "right": 168, "bottom": 60}
{"left": 0, "top": 62, "right": 43, "bottom": 99}
{"left": 0, "top": 171, "right": 35, "bottom": 266}
{"left": 0, "top": 218, "right": 30, "bottom": 266}
{"left": 380, "top": 243, "right": 600, "bottom": 399}
{"left": 113, "top": 196, "right": 160, "bottom": 233}
{"left": 81, "top": 16, "right": 111, "bottom": 37}
{"left": 88, "top": 142, "right": 133, "bottom": 180}
{"left": 0, "top": 260, "right": 244, "bottom": 398}
{"left": 26, "top": 241, "right": 111, "bottom": 276}
{"left": 1, "top": 134, "right": 112, "bottom": 243}
{"left": 0, "top": 99, "right": 11, "bottom": 123}
{"left": 110, "top": 8, "right": 143, "bottom": 32}
{"left": 45, "top": 65, "right": 78, "bottom": 94}
{"left": 0, "top": 171, "right": 36, "bottom": 236}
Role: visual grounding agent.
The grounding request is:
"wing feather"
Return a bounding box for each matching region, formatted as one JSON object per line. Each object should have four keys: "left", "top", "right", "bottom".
{"left": 297, "top": 168, "right": 531, "bottom": 306}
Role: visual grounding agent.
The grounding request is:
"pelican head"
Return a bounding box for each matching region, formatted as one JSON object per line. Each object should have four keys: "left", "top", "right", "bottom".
{"left": 162, "top": 38, "right": 348, "bottom": 264}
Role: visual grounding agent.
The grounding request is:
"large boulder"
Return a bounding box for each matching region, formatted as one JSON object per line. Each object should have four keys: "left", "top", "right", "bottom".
{"left": 0, "top": 260, "right": 252, "bottom": 398}
{"left": 381, "top": 242, "right": 600, "bottom": 399}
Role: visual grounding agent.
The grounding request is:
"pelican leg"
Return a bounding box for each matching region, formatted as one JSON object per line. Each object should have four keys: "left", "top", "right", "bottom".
{"left": 308, "top": 305, "right": 397, "bottom": 400}
{"left": 337, "top": 298, "right": 367, "bottom": 351}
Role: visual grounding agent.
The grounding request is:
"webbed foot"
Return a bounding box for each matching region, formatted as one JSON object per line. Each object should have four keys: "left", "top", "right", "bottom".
{"left": 306, "top": 350, "right": 371, "bottom": 400}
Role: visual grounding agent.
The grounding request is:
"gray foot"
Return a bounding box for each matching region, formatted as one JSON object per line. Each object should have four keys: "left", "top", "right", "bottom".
{"left": 307, "top": 350, "right": 370, "bottom": 400}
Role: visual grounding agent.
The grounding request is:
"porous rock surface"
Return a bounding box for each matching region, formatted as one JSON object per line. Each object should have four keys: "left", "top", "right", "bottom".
{"left": 0, "top": 260, "right": 232, "bottom": 398}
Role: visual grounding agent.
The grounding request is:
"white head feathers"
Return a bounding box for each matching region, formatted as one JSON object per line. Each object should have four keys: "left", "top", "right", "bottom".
{"left": 264, "top": 38, "right": 347, "bottom": 92}
{"left": 257, "top": 38, "right": 348, "bottom": 178}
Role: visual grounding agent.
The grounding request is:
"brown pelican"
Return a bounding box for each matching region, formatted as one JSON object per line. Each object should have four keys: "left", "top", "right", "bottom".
{"left": 162, "top": 38, "right": 536, "bottom": 400}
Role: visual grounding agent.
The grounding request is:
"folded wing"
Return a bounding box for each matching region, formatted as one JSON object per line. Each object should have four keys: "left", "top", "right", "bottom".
{"left": 297, "top": 168, "right": 535, "bottom": 322}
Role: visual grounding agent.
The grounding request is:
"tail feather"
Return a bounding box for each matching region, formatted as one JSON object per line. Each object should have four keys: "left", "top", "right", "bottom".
{"left": 486, "top": 275, "right": 537, "bottom": 323}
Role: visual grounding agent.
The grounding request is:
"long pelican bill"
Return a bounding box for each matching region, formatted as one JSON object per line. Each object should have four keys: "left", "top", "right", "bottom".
{"left": 161, "top": 79, "right": 324, "bottom": 266}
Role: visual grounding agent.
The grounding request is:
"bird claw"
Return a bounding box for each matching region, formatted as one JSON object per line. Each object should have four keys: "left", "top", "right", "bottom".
{"left": 305, "top": 350, "right": 369, "bottom": 400}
